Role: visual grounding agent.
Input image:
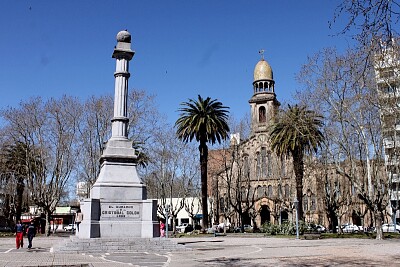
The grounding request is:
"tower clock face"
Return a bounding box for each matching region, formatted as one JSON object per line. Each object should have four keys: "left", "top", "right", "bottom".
{"left": 258, "top": 134, "right": 266, "bottom": 143}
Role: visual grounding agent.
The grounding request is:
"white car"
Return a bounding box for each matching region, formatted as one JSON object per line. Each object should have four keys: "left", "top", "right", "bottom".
{"left": 63, "top": 224, "right": 76, "bottom": 231}
{"left": 342, "top": 224, "right": 363, "bottom": 233}
{"left": 381, "top": 224, "right": 400, "bottom": 233}
{"left": 176, "top": 223, "right": 193, "bottom": 233}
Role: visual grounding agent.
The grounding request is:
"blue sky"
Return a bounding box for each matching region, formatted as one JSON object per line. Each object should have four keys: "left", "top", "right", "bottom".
{"left": 0, "top": 0, "right": 351, "bottom": 124}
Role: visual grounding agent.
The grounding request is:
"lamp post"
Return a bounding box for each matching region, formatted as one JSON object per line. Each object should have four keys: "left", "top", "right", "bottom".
{"left": 293, "top": 198, "right": 299, "bottom": 239}
{"left": 164, "top": 204, "right": 170, "bottom": 238}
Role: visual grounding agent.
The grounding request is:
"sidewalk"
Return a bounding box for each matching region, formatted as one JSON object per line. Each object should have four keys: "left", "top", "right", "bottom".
{"left": 0, "top": 236, "right": 140, "bottom": 266}
{"left": 1, "top": 234, "right": 400, "bottom": 266}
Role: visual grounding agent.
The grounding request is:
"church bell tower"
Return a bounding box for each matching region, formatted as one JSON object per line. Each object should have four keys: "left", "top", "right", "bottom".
{"left": 249, "top": 50, "right": 280, "bottom": 137}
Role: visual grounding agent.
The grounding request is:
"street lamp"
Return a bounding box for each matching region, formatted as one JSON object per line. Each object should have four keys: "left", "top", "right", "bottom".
{"left": 164, "top": 204, "right": 170, "bottom": 238}
{"left": 293, "top": 198, "right": 299, "bottom": 239}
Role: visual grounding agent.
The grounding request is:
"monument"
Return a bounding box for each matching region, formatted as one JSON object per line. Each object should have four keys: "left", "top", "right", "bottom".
{"left": 78, "top": 30, "right": 158, "bottom": 238}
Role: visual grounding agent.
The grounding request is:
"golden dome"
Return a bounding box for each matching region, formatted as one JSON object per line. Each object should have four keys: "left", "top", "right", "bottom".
{"left": 253, "top": 59, "right": 273, "bottom": 81}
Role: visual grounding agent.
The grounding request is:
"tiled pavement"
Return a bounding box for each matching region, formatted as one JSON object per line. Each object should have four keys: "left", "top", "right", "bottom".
{"left": 0, "top": 236, "right": 169, "bottom": 266}
{"left": 1, "top": 234, "right": 400, "bottom": 266}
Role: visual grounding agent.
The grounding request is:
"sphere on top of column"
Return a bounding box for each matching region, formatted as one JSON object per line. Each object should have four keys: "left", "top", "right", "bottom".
{"left": 113, "top": 30, "right": 134, "bottom": 59}
{"left": 116, "top": 30, "right": 131, "bottom": 43}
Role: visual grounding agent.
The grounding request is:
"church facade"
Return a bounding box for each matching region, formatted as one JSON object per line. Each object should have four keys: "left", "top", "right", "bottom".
{"left": 208, "top": 55, "right": 368, "bottom": 230}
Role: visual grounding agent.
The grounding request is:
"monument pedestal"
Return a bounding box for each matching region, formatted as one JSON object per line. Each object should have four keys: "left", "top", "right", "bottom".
{"left": 79, "top": 199, "right": 158, "bottom": 238}
{"left": 78, "top": 138, "right": 159, "bottom": 239}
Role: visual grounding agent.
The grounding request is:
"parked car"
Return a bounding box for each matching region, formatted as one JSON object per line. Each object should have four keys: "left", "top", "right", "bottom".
{"left": 234, "top": 224, "right": 253, "bottom": 233}
{"left": 0, "top": 226, "right": 12, "bottom": 232}
{"left": 342, "top": 224, "right": 363, "bottom": 233}
{"left": 63, "top": 224, "right": 76, "bottom": 231}
{"left": 316, "top": 225, "right": 326, "bottom": 233}
{"left": 207, "top": 225, "right": 219, "bottom": 234}
{"left": 307, "top": 224, "right": 326, "bottom": 233}
{"left": 381, "top": 223, "right": 400, "bottom": 233}
{"left": 176, "top": 223, "right": 193, "bottom": 233}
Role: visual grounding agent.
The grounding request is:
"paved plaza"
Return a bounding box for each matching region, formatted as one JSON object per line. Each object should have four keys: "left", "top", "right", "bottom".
{"left": 0, "top": 234, "right": 399, "bottom": 266}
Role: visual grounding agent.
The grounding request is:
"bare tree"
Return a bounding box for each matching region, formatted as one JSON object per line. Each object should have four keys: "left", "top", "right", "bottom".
{"left": 332, "top": 0, "right": 400, "bottom": 45}
{"left": 76, "top": 89, "right": 158, "bottom": 198}
{"left": 141, "top": 124, "right": 199, "bottom": 234}
{"left": 297, "top": 47, "right": 389, "bottom": 239}
{"left": 1, "top": 96, "right": 82, "bottom": 236}
{"left": 219, "top": 144, "right": 258, "bottom": 231}
{"left": 76, "top": 95, "right": 113, "bottom": 198}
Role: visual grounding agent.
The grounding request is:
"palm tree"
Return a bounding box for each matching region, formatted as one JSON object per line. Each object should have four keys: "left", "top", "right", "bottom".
{"left": 2, "top": 142, "right": 29, "bottom": 221}
{"left": 269, "top": 104, "right": 324, "bottom": 220}
{"left": 175, "top": 95, "right": 230, "bottom": 230}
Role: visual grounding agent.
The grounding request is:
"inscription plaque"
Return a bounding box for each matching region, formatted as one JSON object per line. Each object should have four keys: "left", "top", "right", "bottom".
{"left": 101, "top": 204, "right": 141, "bottom": 219}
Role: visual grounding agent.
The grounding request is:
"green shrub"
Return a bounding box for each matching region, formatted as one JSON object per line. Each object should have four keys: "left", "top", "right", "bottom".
{"left": 261, "top": 221, "right": 308, "bottom": 236}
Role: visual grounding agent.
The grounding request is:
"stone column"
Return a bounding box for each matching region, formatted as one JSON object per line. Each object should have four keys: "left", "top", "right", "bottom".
{"left": 111, "top": 31, "right": 134, "bottom": 140}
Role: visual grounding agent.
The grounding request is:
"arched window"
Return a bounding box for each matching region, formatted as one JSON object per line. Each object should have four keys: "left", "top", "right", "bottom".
{"left": 243, "top": 156, "right": 250, "bottom": 178}
{"left": 311, "top": 195, "right": 316, "bottom": 211}
{"left": 259, "top": 106, "right": 266, "bottom": 123}
{"left": 267, "top": 152, "right": 272, "bottom": 176}
{"left": 257, "top": 185, "right": 263, "bottom": 199}
{"left": 268, "top": 185, "right": 273, "bottom": 197}
{"left": 281, "top": 157, "right": 286, "bottom": 177}
{"left": 303, "top": 196, "right": 308, "bottom": 212}
{"left": 261, "top": 147, "right": 267, "bottom": 178}
{"left": 284, "top": 184, "right": 290, "bottom": 198}
{"left": 241, "top": 186, "right": 247, "bottom": 197}
{"left": 263, "top": 185, "right": 267, "bottom": 197}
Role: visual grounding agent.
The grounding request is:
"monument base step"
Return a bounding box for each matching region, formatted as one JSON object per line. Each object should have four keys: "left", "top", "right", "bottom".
{"left": 51, "top": 236, "right": 190, "bottom": 253}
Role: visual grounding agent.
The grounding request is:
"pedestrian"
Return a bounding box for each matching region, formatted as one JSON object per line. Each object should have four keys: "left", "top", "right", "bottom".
{"left": 160, "top": 220, "right": 165, "bottom": 237}
{"left": 15, "top": 220, "right": 24, "bottom": 249}
{"left": 27, "top": 220, "right": 36, "bottom": 249}
{"left": 75, "top": 209, "right": 83, "bottom": 232}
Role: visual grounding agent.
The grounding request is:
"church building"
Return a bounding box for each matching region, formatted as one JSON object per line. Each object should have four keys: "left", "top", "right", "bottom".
{"left": 208, "top": 54, "right": 326, "bottom": 230}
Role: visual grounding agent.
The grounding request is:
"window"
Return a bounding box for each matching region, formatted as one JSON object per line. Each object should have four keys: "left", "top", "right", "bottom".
{"left": 241, "top": 186, "right": 247, "bottom": 197}
{"left": 257, "top": 186, "right": 263, "bottom": 199}
{"left": 259, "top": 106, "right": 266, "bottom": 123}
{"left": 380, "top": 84, "right": 397, "bottom": 93}
{"left": 303, "top": 197, "right": 308, "bottom": 212}
{"left": 256, "top": 153, "right": 261, "bottom": 179}
{"left": 281, "top": 158, "right": 286, "bottom": 177}
{"left": 261, "top": 147, "right": 267, "bottom": 178}
{"left": 380, "top": 69, "right": 394, "bottom": 79}
{"left": 268, "top": 185, "right": 273, "bottom": 197}
{"left": 267, "top": 152, "right": 272, "bottom": 176}
{"left": 311, "top": 196, "right": 316, "bottom": 211}
{"left": 284, "top": 184, "right": 290, "bottom": 198}
{"left": 243, "top": 156, "right": 250, "bottom": 178}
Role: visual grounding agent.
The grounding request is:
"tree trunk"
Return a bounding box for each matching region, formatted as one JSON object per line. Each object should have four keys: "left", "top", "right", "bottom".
{"left": 15, "top": 177, "right": 25, "bottom": 221}
{"left": 199, "top": 141, "right": 209, "bottom": 231}
{"left": 292, "top": 150, "right": 304, "bottom": 220}
{"left": 45, "top": 212, "right": 52, "bottom": 237}
{"left": 374, "top": 210, "right": 384, "bottom": 240}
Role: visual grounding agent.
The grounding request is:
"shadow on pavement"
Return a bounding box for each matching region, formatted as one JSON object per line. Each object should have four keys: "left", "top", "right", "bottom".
{"left": 177, "top": 240, "right": 224, "bottom": 245}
